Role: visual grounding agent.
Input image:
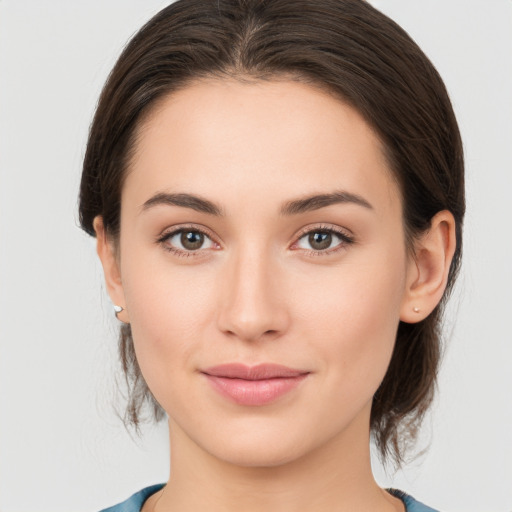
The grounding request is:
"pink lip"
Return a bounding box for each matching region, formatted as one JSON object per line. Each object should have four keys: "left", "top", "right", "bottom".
{"left": 202, "top": 363, "right": 309, "bottom": 406}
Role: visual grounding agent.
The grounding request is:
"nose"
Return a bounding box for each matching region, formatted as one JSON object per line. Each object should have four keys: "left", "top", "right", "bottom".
{"left": 216, "top": 243, "right": 290, "bottom": 343}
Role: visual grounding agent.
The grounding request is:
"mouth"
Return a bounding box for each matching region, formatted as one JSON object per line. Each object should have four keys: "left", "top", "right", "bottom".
{"left": 201, "top": 363, "right": 310, "bottom": 406}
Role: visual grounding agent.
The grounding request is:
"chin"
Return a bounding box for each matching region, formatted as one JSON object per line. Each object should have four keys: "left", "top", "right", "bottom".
{"left": 194, "top": 422, "right": 321, "bottom": 469}
{"left": 213, "top": 442, "right": 305, "bottom": 469}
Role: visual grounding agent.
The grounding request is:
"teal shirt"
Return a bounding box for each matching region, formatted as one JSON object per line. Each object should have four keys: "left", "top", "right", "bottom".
{"left": 100, "top": 484, "right": 440, "bottom": 512}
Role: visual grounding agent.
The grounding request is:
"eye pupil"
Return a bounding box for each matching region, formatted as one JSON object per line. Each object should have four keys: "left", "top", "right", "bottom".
{"left": 181, "top": 231, "right": 204, "bottom": 250}
{"left": 309, "top": 231, "right": 331, "bottom": 250}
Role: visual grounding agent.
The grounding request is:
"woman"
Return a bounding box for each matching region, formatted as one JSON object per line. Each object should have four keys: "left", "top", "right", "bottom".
{"left": 79, "top": 0, "right": 464, "bottom": 510}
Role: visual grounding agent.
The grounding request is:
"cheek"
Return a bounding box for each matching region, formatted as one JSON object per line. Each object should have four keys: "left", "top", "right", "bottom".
{"left": 120, "top": 252, "right": 216, "bottom": 397}
{"left": 300, "top": 253, "right": 407, "bottom": 398}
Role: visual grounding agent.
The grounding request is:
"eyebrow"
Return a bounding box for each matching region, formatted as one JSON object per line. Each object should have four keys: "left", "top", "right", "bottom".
{"left": 142, "top": 192, "right": 225, "bottom": 216}
{"left": 280, "top": 190, "right": 373, "bottom": 215}
{"left": 141, "top": 190, "right": 373, "bottom": 216}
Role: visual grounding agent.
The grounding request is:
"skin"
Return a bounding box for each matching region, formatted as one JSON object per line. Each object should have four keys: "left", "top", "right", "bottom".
{"left": 95, "top": 79, "right": 456, "bottom": 512}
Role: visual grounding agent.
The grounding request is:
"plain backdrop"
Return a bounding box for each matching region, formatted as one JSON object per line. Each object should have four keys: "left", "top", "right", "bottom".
{"left": 0, "top": 1, "right": 511, "bottom": 511}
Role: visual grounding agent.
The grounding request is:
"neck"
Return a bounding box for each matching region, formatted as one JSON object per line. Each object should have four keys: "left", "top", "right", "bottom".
{"left": 150, "top": 407, "right": 403, "bottom": 512}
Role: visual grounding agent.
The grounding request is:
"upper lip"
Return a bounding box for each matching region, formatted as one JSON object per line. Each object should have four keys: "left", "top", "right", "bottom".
{"left": 202, "top": 363, "right": 309, "bottom": 380}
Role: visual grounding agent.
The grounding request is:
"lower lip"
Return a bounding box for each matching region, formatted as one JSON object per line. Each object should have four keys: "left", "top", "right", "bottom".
{"left": 204, "top": 374, "right": 308, "bottom": 406}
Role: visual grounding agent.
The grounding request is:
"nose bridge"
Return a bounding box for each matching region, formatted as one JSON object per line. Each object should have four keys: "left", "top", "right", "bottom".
{"left": 217, "top": 240, "right": 289, "bottom": 342}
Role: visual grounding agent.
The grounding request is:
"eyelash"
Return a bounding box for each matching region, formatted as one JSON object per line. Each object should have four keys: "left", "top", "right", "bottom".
{"left": 294, "top": 224, "right": 355, "bottom": 256}
{"left": 156, "top": 224, "right": 355, "bottom": 259}
{"left": 156, "top": 224, "right": 218, "bottom": 259}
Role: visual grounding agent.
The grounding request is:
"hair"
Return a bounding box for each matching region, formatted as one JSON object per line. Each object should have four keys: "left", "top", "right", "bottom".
{"left": 79, "top": 0, "right": 465, "bottom": 465}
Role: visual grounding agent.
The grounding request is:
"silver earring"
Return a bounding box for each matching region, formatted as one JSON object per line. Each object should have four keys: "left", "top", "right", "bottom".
{"left": 413, "top": 307, "right": 420, "bottom": 313}
{"left": 113, "top": 305, "right": 124, "bottom": 318}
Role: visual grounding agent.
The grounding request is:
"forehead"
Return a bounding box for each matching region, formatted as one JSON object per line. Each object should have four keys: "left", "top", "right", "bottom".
{"left": 125, "top": 78, "right": 400, "bottom": 216}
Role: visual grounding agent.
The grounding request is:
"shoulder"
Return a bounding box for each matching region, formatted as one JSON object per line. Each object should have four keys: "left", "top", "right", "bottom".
{"left": 99, "top": 484, "right": 165, "bottom": 512}
{"left": 388, "top": 488, "right": 440, "bottom": 512}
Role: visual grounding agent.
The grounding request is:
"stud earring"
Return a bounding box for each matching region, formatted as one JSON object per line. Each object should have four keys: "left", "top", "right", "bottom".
{"left": 413, "top": 307, "right": 420, "bottom": 313}
{"left": 113, "top": 305, "right": 124, "bottom": 318}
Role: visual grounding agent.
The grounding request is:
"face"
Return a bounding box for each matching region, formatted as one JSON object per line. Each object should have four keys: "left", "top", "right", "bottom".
{"left": 110, "top": 79, "right": 416, "bottom": 467}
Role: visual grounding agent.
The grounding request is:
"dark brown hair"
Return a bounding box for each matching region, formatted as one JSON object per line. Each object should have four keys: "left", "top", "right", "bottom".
{"left": 79, "top": 0, "right": 465, "bottom": 465}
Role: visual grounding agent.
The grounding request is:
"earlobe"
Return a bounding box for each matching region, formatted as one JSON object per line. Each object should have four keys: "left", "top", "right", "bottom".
{"left": 93, "top": 216, "right": 130, "bottom": 323}
{"left": 400, "top": 210, "right": 457, "bottom": 323}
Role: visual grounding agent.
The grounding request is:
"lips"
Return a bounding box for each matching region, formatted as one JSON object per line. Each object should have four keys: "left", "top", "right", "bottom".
{"left": 201, "top": 363, "right": 309, "bottom": 406}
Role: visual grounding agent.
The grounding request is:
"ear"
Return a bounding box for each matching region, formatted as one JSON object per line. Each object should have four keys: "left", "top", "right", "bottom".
{"left": 93, "top": 216, "right": 130, "bottom": 323}
{"left": 400, "top": 210, "right": 457, "bottom": 323}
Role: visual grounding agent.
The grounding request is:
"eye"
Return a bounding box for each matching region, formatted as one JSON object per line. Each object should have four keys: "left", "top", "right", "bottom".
{"left": 294, "top": 226, "right": 354, "bottom": 254}
{"left": 157, "top": 227, "right": 217, "bottom": 256}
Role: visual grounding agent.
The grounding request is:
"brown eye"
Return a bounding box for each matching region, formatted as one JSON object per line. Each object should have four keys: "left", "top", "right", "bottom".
{"left": 161, "top": 229, "right": 216, "bottom": 254}
{"left": 180, "top": 231, "right": 204, "bottom": 250}
{"left": 295, "top": 228, "right": 354, "bottom": 254}
{"left": 308, "top": 232, "right": 332, "bottom": 250}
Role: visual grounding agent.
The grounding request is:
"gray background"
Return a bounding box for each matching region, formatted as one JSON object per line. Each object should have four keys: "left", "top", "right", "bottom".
{"left": 1, "top": 1, "right": 511, "bottom": 511}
